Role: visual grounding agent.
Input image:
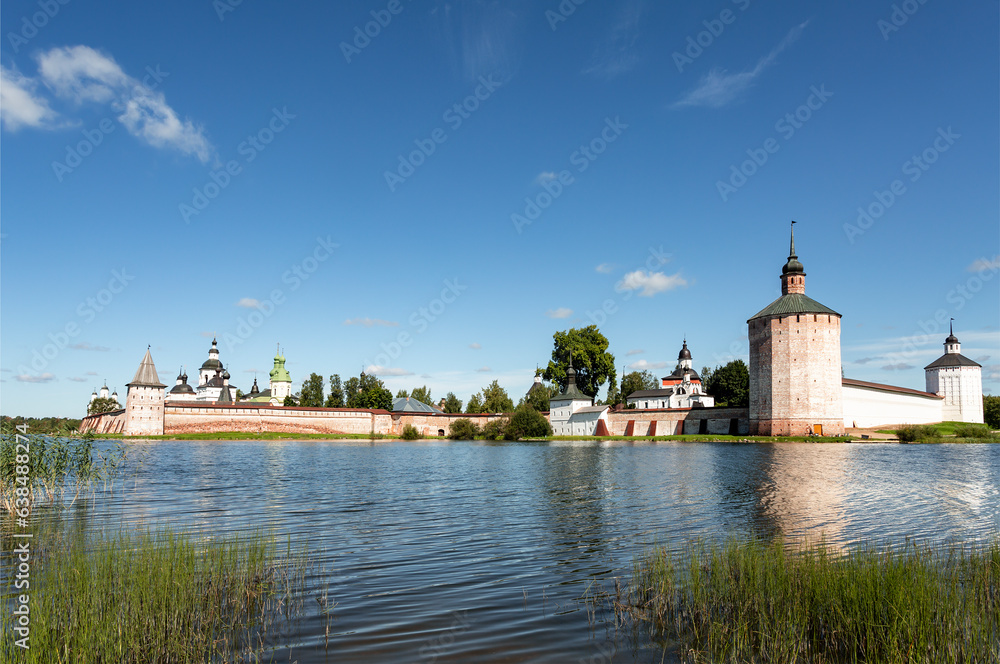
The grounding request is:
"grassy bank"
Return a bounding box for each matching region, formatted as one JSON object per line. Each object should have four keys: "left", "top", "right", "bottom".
{"left": 546, "top": 434, "right": 854, "bottom": 443}
{"left": 888, "top": 422, "right": 999, "bottom": 444}
{"left": 609, "top": 537, "right": 999, "bottom": 663}
{"left": 0, "top": 527, "right": 326, "bottom": 663}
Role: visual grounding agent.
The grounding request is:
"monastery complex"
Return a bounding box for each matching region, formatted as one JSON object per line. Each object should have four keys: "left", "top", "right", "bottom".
{"left": 81, "top": 226, "right": 984, "bottom": 438}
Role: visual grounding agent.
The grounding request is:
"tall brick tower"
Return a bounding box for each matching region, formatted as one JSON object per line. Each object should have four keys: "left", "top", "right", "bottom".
{"left": 125, "top": 347, "right": 166, "bottom": 436}
{"left": 748, "top": 223, "right": 844, "bottom": 436}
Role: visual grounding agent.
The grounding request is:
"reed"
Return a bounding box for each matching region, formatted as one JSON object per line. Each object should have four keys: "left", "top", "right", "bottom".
{"left": 610, "top": 536, "right": 1000, "bottom": 663}
{"left": 1, "top": 526, "right": 325, "bottom": 663}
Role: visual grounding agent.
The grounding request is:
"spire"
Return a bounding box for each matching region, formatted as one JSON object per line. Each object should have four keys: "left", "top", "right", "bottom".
{"left": 127, "top": 347, "right": 166, "bottom": 388}
{"left": 945, "top": 318, "right": 960, "bottom": 349}
{"left": 780, "top": 221, "right": 806, "bottom": 294}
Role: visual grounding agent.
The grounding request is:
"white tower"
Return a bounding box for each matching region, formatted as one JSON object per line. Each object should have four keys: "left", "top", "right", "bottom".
{"left": 924, "top": 322, "right": 983, "bottom": 423}
{"left": 269, "top": 346, "right": 292, "bottom": 404}
{"left": 125, "top": 347, "right": 167, "bottom": 436}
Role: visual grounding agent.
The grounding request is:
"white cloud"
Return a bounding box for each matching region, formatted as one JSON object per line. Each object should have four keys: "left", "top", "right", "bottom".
{"left": 628, "top": 359, "right": 668, "bottom": 371}
{"left": 618, "top": 270, "right": 687, "bottom": 296}
{"left": 626, "top": 349, "right": 645, "bottom": 356}
{"left": 16, "top": 373, "right": 56, "bottom": 383}
{"left": 967, "top": 256, "right": 1000, "bottom": 272}
{"left": 70, "top": 342, "right": 110, "bottom": 351}
{"left": 534, "top": 171, "right": 558, "bottom": 185}
{"left": 365, "top": 365, "right": 413, "bottom": 376}
{"left": 881, "top": 363, "right": 914, "bottom": 371}
{"left": 476, "top": 366, "right": 492, "bottom": 372}
{"left": 68, "top": 377, "right": 87, "bottom": 382}
{"left": 0, "top": 65, "right": 57, "bottom": 131}
{"left": 468, "top": 343, "right": 482, "bottom": 349}
{"left": 4, "top": 45, "right": 213, "bottom": 162}
{"left": 672, "top": 21, "right": 809, "bottom": 109}
{"left": 595, "top": 263, "right": 614, "bottom": 274}
{"left": 546, "top": 307, "right": 573, "bottom": 319}
{"left": 236, "top": 298, "right": 261, "bottom": 308}
{"left": 344, "top": 317, "right": 399, "bottom": 327}
{"left": 85, "top": 371, "right": 98, "bottom": 376}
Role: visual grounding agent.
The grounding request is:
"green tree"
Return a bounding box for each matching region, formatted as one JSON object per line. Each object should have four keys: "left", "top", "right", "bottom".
{"left": 396, "top": 389, "right": 409, "bottom": 398}
{"left": 299, "top": 373, "right": 325, "bottom": 407}
{"left": 448, "top": 418, "right": 479, "bottom": 440}
{"left": 542, "top": 326, "right": 615, "bottom": 398}
{"left": 410, "top": 386, "right": 432, "bottom": 405}
{"left": 984, "top": 395, "right": 1000, "bottom": 429}
{"left": 442, "top": 392, "right": 463, "bottom": 413}
{"left": 476, "top": 380, "right": 514, "bottom": 413}
{"left": 519, "top": 383, "right": 557, "bottom": 412}
{"left": 283, "top": 395, "right": 297, "bottom": 407}
{"left": 346, "top": 373, "right": 393, "bottom": 411}
{"left": 87, "top": 397, "right": 121, "bottom": 415}
{"left": 465, "top": 394, "right": 483, "bottom": 414}
{"left": 603, "top": 378, "right": 621, "bottom": 407}
{"left": 505, "top": 404, "right": 553, "bottom": 440}
{"left": 325, "top": 374, "right": 345, "bottom": 408}
{"left": 621, "top": 371, "right": 659, "bottom": 403}
{"left": 703, "top": 359, "right": 750, "bottom": 407}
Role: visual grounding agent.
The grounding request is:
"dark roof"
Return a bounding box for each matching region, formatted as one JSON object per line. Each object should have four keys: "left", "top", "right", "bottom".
{"left": 663, "top": 366, "right": 700, "bottom": 382}
{"left": 923, "top": 353, "right": 981, "bottom": 370}
{"left": 127, "top": 348, "right": 166, "bottom": 388}
{"left": 842, "top": 378, "right": 942, "bottom": 399}
{"left": 626, "top": 389, "right": 675, "bottom": 399}
{"left": 748, "top": 293, "right": 841, "bottom": 321}
{"left": 169, "top": 383, "right": 196, "bottom": 394}
{"left": 217, "top": 385, "right": 232, "bottom": 403}
{"left": 551, "top": 382, "right": 591, "bottom": 402}
{"left": 201, "top": 358, "right": 223, "bottom": 370}
{"left": 391, "top": 396, "right": 443, "bottom": 413}
{"left": 945, "top": 334, "right": 959, "bottom": 344}
{"left": 678, "top": 341, "right": 692, "bottom": 361}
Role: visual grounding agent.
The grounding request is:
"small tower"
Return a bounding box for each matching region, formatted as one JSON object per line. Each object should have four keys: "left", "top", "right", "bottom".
{"left": 269, "top": 345, "right": 292, "bottom": 404}
{"left": 748, "top": 223, "right": 844, "bottom": 436}
{"left": 924, "top": 321, "right": 984, "bottom": 423}
{"left": 90, "top": 388, "right": 98, "bottom": 403}
{"left": 199, "top": 338, "right": 223, "bottom": 387}
{"left": 548, "top": 354, "right": 594, "bottom": 434}
{"left": 100, "top": 383, "right": 110, "bottom": 400}
{"left": 125, "top": 347, "right": 166, "bottom": 436}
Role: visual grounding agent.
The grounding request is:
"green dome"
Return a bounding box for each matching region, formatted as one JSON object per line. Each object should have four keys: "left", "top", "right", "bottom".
{"left": 269, "top": 353, "right": 291, "bottom": 383}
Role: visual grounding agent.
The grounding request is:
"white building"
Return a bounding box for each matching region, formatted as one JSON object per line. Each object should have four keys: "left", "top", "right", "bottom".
{"left": 625, "top": 341, "right": 715, "bottom": 410}
{"left": 549, "top": 356, "right": 609, "bottom": 436}
{"left": 924, "top": 324, "right": 984, "bottom": 423}
{"left": 193, "top": 338, "right": 238, "bottom": 402}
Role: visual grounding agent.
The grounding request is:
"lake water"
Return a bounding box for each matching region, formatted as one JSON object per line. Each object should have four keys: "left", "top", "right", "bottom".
{"left": 45, "top": 440, "right": 1000, "bottom": 662}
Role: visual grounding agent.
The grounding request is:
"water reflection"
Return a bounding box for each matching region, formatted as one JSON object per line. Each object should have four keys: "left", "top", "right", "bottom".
{"left": 27, "top": 440, "right": 1000, "bottom": 662}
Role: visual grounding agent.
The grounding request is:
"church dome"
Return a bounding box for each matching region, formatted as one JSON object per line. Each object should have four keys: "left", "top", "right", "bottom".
{"left": 678, "top": 341, "right": 692, "bottom": 361}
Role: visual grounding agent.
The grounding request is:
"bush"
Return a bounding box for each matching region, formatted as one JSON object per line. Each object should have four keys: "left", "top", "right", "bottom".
{"left": 447, "top": 418, "right": 479, "bottom": 440}
{"left": 895, "top": 424, "right": 936, "bottom": 443}
{"left": 954, "top": 423, "right": 993, "bottom": 439}
{"left": 504, "top": 405, "right": 553, "bottom": 440}
{"left": 400, "top": 424, "right": 421, "bottom": 440}
{"left": 479, "top": 418, "right": 508, "bottom": 441}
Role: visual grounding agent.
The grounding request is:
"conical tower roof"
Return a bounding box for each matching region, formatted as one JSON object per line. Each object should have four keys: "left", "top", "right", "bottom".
{"left": 127, "top": 347, "right": 166, "bottom": 388}
{"left": 553, "top": 352, "right": 591, "bottom": 402}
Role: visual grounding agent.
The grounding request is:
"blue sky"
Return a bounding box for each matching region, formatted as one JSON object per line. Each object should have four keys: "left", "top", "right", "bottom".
{"left": 2, "top": 0, "right": 998, "bottom": 418}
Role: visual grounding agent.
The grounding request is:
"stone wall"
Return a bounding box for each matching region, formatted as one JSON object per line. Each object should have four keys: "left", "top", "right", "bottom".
{"left": 80, "top": 409, "right": 127, "bottom": 434}
{"left": 842, "top": 380, "right": 943, "bottom": 428}
{"left": 605, "top": 407, "right": 749, "bottom": 436}
{"left": 163, "top": 403, "right": 390, "bottom": 435}
{"left": 392, "top": 412, "right": 507, "bottom": 437}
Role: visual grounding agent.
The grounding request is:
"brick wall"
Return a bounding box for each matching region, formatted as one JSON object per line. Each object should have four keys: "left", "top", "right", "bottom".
{"left": 605, "top": 407, "right": 749, "bottom": 436}
{"left": 163, "top": 403, "right": 388, "bottom": 435}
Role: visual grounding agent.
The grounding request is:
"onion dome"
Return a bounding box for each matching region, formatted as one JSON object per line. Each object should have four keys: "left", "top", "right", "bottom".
{"left": 782, "top": 224, "right": 805, "bottom": 275}
{"left": 678, "top": 341, "right": 692, "bottom": 361}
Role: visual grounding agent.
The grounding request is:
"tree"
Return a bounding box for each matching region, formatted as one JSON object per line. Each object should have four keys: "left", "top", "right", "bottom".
{"left": 346, "top": 372, "right": 393, "bottom": 411}
{"left": 466, "top": 394, "right": 483, "bottom": 414}
{"left": 519, "top": 383, "right": 558, "bottom": 412}
{"left": 476, "top": 380, "right": 514, "bottom": 413}
{"left": 300, "top": 373, "right": 325, "bottom": 407}
{"left": 505, "top": 404, "right": 553, "bottom": 440}
{"left": 621, "top": 371, "right": 659, "bottom": 403}
{"left": 703, "top": 359, "right": 749, "bottom": 407}
{"left": 326, "top": 374, "right": 345, "bottom": 408}
{"left": 283, "top": 395, "right": 297, "bottom": 407}
{"left": 410, "top": 386, "right": 432, "bottom": 405}
{"left": 448, "top": 418, "right": 479, "bottom": 440}
{"left": 87, "top": 397, "right": 121, "bottom": 415}
{"left": 442, "top": 392, "right": 463, "bottom": 413}
{"left": 542, "top": 325, "right": 615, "bottom": 398}
{"left": 396, "top": 389, "right": 409, "bottom": 398}
{"left": 984, "top": 395, "right": 1000, "bottom": 429}
{"left": 604, "top": 378, "right": 621, "bottom": 408}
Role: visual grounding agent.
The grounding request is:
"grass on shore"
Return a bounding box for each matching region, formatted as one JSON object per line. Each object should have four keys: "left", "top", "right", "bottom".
{"left": 547, "top": 434, "right": 854, "bottom": 443}
{"left": 607, "top": 536, "right": 1000, "bottom": 663}
{"left": 1, "top": 526, "right": 328, "bottom": 663}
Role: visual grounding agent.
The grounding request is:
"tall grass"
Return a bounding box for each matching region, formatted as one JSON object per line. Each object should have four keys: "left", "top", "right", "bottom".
{"left": 611, "top": 537, "right": 1000, "bottom": 663}
{"left": 0, "top": 527, "right": 327, "bottom": 663}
